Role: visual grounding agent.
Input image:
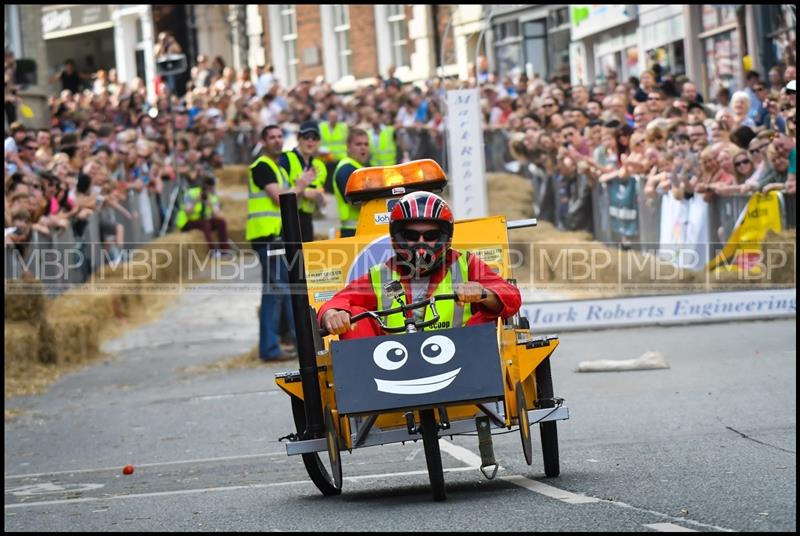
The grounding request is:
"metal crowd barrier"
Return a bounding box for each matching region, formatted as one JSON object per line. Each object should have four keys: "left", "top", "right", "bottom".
{"left": 5, "top": 185, "right": 182, "bottom": 288}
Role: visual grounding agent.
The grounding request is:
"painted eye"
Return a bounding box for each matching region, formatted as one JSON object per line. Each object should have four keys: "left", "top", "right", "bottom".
{"left": 420, "top": 335, "right": 455, "bottom": 365}
{"left": 373, "top": 340, "right": 408, "bottom": 370}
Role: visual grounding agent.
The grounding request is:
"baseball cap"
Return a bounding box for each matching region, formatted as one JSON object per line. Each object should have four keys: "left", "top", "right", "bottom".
{"left": 298, "top": 120, "right": 320, "bottom": 137}
{"left": 785, "top": 80, "right": 796, "bottom": 92}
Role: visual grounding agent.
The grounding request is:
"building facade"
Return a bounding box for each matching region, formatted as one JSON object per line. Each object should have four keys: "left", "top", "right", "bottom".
{"left": 5, "top": 3, "right": 795, "bottom": 120}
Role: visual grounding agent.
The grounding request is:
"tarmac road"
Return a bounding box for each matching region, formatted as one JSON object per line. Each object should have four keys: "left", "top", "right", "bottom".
{"left": 4, "top": 272, "right": 796, "bottom": 532}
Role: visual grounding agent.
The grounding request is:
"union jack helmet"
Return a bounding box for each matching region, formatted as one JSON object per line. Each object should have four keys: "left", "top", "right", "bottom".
{"left": 389, "top": 191, "right": 454, "bottom": 238}
{"left": 389, "top": 192, "right": 454, "bottom": 273}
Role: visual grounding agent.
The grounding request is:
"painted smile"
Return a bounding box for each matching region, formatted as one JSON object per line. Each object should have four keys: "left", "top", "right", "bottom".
{"left": 374, "top": 368, "right": 461, "bottom": 395}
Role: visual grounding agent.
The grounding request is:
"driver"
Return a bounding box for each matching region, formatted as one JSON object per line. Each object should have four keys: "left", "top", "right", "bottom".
{"left": 319, "top": 191, "right": 521, "bottom": 338}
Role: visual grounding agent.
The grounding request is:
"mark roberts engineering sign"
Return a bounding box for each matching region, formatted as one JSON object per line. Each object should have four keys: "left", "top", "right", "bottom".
{"left": 521, "top": 289, "right": 796, "bottom": 331}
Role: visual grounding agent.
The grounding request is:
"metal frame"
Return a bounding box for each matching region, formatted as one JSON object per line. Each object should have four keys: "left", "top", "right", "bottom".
{"left": 285, "top": 406, "right": 570, "bottom": 456}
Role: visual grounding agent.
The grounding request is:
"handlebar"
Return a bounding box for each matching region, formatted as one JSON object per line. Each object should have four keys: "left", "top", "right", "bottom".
{"left": 319, "top": 290, "right": 486, "bottom": 338}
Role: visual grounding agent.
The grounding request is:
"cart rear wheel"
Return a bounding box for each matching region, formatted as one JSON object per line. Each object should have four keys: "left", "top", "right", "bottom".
{"left": 290, "top": 396, "right": 342, "bottom": 496}
{"left": 420, "top": 409, "right": 446, "bottom": 501}
{"left": 516, "top": 382, "right": 533, "bottom": 465}
{"left": 535, "top": 357, "right": 560, "bottom": 478}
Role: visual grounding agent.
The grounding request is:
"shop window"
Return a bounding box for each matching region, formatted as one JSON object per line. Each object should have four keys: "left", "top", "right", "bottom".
{"left": 704, "top": 30, "right": 740, "bottom": 99}
{"left": 280, "top": 5, "right": 298, "bottom": 87}
{"left": 387, "top": 5, "right": 409, "bottom": 68}
{"left": 333, "top": 5, "right": 352, "bottom": 77}
{"left": 702, "top": 5, "right": 739, "bottom": 32}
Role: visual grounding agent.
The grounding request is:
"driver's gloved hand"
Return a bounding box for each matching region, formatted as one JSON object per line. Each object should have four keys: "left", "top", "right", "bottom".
{"left": 321, "top": 309, "right": 352, "bottom": 335}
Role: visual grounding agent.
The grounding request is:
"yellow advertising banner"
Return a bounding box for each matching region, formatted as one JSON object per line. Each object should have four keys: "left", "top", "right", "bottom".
{"left": 707, "top": 192, "right": 783, "bottom": 274}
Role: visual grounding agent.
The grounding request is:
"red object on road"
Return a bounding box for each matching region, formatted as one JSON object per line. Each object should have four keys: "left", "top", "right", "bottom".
{"left": 123, "top": 464, "right": 135, "bottom": 475}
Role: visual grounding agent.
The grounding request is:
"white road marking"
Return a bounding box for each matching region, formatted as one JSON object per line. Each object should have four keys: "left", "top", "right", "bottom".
{"left": 4, "top": 467, "right": 478, "bottom": 509}
{"left": 438, "top": 438, "right": 483, "bottom": 468}
{"left": 644, "top": 523, "right": 698, "bottom": 532}
{"left": 4, "top": 452, "right": 285, "bottom": 480}
{"left": 501, "top": 475, "right": 599, "bottom": 504}
{"left": 441, "top": 440, "right": 734, "bottom": 532}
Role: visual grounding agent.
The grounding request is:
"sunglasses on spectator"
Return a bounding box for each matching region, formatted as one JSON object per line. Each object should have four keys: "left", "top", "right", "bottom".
{"left": 749, "top": 145, "right": 767, "bottom": 154}
{"left": 23, "top": 145, "right": 37, "bottom": 151}
{"left": 754, "top": 86, "right": 766, "bottom": 92}
{"left": 401, "top": 229, "right": 443, "bottom": 242}
{"left": 300, "top": 133, "right": 320, "bottom": 141}
{"left": 734, "top": 159, "right": 751, "bottom": 167}
{"left": 542, "top": 102, "right": 556, "bottom": 108}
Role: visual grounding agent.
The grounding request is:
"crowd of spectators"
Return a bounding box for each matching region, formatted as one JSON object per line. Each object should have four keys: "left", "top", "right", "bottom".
{"left": 5, "top": 40, "right": 797, "bottom": 277}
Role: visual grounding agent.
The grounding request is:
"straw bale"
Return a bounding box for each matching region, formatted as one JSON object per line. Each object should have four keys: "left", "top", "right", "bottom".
{"left": 91, "top": 230, "right": 208, "bottom": 283}
{"left": 4, "top": 279, "right": 46, "bottom": 322}
{"left": 219, "top": 194, "right": 248, "bottom": 247}
{"left": 4, "top": 321, "right": 41, "bottom": 367}
{"left": 487, "top": 172, "right": 535, "bottom": 221}
{"left": 218, "top": 165, "right": 249, "bottom": 188}
{"left": 40, "top": 313, "right": 100, "bottom": 365}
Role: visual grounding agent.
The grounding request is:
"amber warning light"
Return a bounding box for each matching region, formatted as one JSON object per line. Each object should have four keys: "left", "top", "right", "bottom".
{"left": 345, "top": 159, "right": 448, "bottom": 203}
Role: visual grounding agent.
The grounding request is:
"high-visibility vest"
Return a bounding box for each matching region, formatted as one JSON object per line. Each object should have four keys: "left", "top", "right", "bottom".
{"left": 368, "top": 125, "right": 397, "bottom": 167}
{"left": 283, "top": 149, "right": 327, "bottom": 214}
{"left": 175, "top": 186, "right": 219, "bottom": 230}
{"left": 246, "top": 155, "right": 288, "bottom": 240}
{"left": 320, "top": 122, "right": 349, "bottom": 161}
{"left": 369, "top": 253, "right": 473, "bottom": 331}
{"left": 333, "top": 157, "right": 363, "bottom": 232}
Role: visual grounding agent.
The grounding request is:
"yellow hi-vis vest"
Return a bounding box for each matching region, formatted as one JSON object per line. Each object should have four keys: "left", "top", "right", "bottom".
{"left": 368, "top": 125, "right": 397, "bottom": 167}
{"left": 333, "top": 156, "right": 363, "bottom": 232}
{"left": 175, "top": 186, "right": 219, "bottom": 229}
{"left": 247, "top": 155, "right": 288, "bottom": 240}
{"left": 320, "top": 121, "right": 349, "bottom": 161}
{"left": 369, "top": 253, "right": 473, "bottom": 331}
{"left": 283, "top": 149, "right": 327, "bottom": 214}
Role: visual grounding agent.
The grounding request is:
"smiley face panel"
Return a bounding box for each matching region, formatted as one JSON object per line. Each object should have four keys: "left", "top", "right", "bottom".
{"left": 331, "top": 323, "right": 504, "bottom": 415}
{"left": 373, "top": 335, "right": 461, "bottom": 395}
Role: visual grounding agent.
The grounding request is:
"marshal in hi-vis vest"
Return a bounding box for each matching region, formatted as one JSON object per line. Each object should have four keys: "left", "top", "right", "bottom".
{"left": 283, "top": 149, "right": 327, "bottom": 214}
{"left": 175, "top": 186, "right": 219, "bottom": 230}
{"left": 368, "top": 125, "right": 397, "bottom": 167}
{"left": 333, "top": 156, "right": 363, "bottom": 232}
{"left": 247, "top": 155, "right": 288, "bottom": 241}
{"left": 320, "top": 122, "right": 349, "bottom": 161}
{"left": 369, "top": 253, "right": 473, "bottom": 331}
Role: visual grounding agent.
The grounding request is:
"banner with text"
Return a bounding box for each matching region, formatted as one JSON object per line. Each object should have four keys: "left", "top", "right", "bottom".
{"left": 446, "top": 89, "right": 488, "bottom": 220}
{"left": 521, "top": 288, "right": 796, "bottom": 332}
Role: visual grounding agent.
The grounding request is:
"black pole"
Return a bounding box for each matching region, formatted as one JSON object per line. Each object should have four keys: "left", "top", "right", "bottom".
{"left": 279, "top": 192, "right": 324, "bottom": 438}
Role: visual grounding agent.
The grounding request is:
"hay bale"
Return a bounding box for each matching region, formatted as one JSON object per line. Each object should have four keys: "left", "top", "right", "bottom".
{"left": 40, "top": 313, "right": 100, "bottom": 365}
{"left": 4, "top": 279, "right": 46, "bottom": 322}
{"left": 4, "top": 321, "right": 41, "bottom": 367}
{"left": 91, "top": 230, "right": 208, "bottom": 283}
{"left": 487, "top": 172, "right": 535, "bottom": 221}
{"left": 218, "top": 165, "right": 249, "bottom": 188}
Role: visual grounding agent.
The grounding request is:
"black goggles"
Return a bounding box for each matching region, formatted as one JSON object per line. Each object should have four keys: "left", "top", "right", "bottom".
{"left": 401, "top": 229, "right": 443, "bottom": 242}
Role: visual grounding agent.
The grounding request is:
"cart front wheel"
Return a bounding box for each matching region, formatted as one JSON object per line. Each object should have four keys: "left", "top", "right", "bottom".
{"left": 420, "top": 409, "right": 446, "bottom": 501}
{"left": 290, "top": 396, "right": 342, "bottom": 496}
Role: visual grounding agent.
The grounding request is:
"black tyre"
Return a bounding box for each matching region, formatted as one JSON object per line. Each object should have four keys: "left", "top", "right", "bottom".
{"left": 535, "top": 357, "right": 560, "bottom": 478}
{"left": 290, "top": 396, "right": 342, "bottom": 496}
{"left": 420, "top": 409, "right": 446, "bottom": 501}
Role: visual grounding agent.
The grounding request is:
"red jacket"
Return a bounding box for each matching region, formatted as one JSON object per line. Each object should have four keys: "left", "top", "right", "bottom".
{"left": 318, "top": 249, "right": 522, "bottom": 332}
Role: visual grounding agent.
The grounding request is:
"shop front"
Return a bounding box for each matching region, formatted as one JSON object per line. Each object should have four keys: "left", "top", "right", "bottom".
{"left": 42, "top": 5, "right": 116, "bottom": 87}
{"left": 698, "top": 5, "right": 742, "bottom": 100}
{"left": 638, "top": 4, "right": 686, "bottom": 81}
{"left": 491, "top": 5, "right": 571, "bottom": 83}
{"left": 569, "top": 5, "right": 639, "bottom": 86}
